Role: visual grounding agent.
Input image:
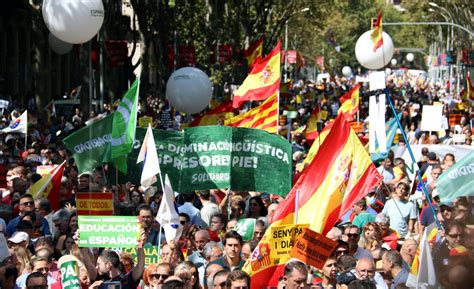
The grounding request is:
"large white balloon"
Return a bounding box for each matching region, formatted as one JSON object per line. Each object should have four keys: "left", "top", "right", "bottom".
{"left": 391, "top": 58, "right": 397, "bottom": 66}
{"left": 48, "top": 33, "right": 73, "bottom": 55}
{"left": 166, "top": 67, "right": 212, "bottom": 114}
{"left": 406, "top": 53, "right": 415, "bottom": 62}
{"left": 355, "top": 30, "right": 394, "bottom": 70}
{"left": 342, "top": 66, "right": 352, "bottom": 77}
{"left": 42, "top": 0, "right": 104, "bottom": 44}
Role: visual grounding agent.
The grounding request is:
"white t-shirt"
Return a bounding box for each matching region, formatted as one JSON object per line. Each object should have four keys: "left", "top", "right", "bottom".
{"left": 382, "top": 198, "right": 417, "bottom": 238}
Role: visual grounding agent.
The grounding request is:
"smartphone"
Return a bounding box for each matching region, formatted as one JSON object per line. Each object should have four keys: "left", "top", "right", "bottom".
{"left": 100, "top": 281, "right": 121, "bottom": 289}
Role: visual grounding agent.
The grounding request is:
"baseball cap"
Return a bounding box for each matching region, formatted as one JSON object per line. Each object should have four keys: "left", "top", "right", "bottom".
{"left": 8, "top": 231, "right": 29, "bottom": 244}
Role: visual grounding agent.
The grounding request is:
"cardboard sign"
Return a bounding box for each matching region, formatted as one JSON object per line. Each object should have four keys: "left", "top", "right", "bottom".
{"left": 269, "top": 224, "right": 309, "bottom": 264}
{"left": 113, "top": 245, "right": 160, "bottom": 267}
{"left": 60, "top": 260, "right": 81, "bottom": 289}
{"left": 138, "top": 116, "right": 153, "bottom": 128}
{"left": 76, "top": 192, "right": 114, "bottom": 215}
{"left": 420, "top": 105, "right": 443, "bottom": 132}
{"left": 78, "top": 216, "right": 140, "bottom": 248}
{"left": 290, "top": 228, "right": 337, "bottom": 269}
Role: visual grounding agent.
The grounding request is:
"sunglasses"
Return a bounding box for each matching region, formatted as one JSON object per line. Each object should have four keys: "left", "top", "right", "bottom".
{"left": 150, "top": 274, "right": 169, "bottom": 280}
{"left": 346, "top": 233, "right": 359, "bottom": 239}
{"left": 21, "top": 201, "right": 34, "bottom": 206}
{"left": 218, "top": 281, "right": 226, "bottom": 288}
{"left": 335, "top": 250, "right": 348, "bottom": 255}
{"left": 447, "top": 233, "right": 463, "bottom": 239}
{"left": 180, "top": 220, "right": 187, "bottom": 225}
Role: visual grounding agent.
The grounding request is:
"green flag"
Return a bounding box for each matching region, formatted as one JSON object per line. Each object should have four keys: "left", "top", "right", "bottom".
{"left": 437, "top": 151, "right": 474, "bottom": 202}
{"left": 63, "top": 114, "right": 114, "bottom": 173}
{"left": 111, "top": 78, "right": 140, "bottom": 173}
{"left": 371, "top": 112, "right": 401, "bottom": 163}
{"left": 234, "top": 218, "right": 256, "bottom": 241}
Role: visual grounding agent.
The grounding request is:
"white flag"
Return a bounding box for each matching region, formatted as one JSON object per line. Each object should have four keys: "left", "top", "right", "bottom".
{"left": 156, "top": 174, "right": 182, "bottom": 243}
{"left": 406, "top": 224, "right": 438, "bottom": 288}
{"left": 136, "top": 124, "right": 160, "bottom": 187}
{"left": 369, "top": 95, "right": 387, "bottom": 153}
{"left": 1, "top": 111, "right": 27, "bottom": 134}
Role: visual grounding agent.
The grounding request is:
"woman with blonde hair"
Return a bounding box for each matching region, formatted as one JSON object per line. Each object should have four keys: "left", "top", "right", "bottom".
{"left": 12, "top": 246, "right": 32, "bottom": 275}
{"left": 362, "top": 222, "right": 383, "bottom": 243}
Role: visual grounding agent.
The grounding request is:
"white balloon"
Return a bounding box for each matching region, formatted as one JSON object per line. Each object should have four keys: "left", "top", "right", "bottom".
{"left": 342, "top": 66, "right": 352, "bottom": 77}
{"left": 166, "top": 67, "right": 213, "bottom": 114}
{"left": 355, "top": 30, "right": 394, "bottom": 70}
{"left": 391, "top": 58, "right": 397, "bottom": 66}
{"left": 48, "top": 33, "right": 73, "bottom": 55}
{"left": 385, "top": 68, "right": 392, "bottom": 75}
{"left": 42, "top": 0, "right": 104, "bottom": 44}
{"left": 406, "top": 53, "right": 415, "bottom": 62}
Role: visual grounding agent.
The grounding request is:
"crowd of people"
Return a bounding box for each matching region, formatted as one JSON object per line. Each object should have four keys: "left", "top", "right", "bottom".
{"left": 0, "top": 69, "right": 472, "bottom": 289}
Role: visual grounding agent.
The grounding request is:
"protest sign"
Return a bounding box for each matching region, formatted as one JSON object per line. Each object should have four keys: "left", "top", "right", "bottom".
{"left": 138, "top": 116, "right": 153, "bottom": 128}
{"left": 60, "top": 260, "right": 81, "bottom": 289}
{"left": 78, "top": 216, "right": 140, "bottom": 248}
{"left": 111, "top": 126, "right": 292, "bottom": 196}
{"left": 113, "top": 245, "right": 160, "bottom": 267}
{"left": 420, "top": 105, "right": 443, "bottom": 132}
{"left": 290, "top": 228, "right": 338, "bottom": 269}
{"left": 269, "top": 224, "right": 308, "bottom": 264}
{"left": 76, "top": 192, "right": 114, "bottom": 215}
{"left": 234, "top": 218, "right": 256, "bottom": 241}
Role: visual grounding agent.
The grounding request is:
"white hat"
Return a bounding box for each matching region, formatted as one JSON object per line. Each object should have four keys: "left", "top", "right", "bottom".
{"left": 8, "top": 231, "right": 29, "bottom": 244}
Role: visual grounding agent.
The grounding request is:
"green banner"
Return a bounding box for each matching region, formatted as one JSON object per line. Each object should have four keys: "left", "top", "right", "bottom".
{"left": 437, "top": 151, "right": 474, "bottom": 202}
{"left": 60, "top": 261, "right": 80, "bottom": 289}
{"left": 78, "top": 216, "right": 140, "bottom": 248}
{"left": 114, "top": 245, "right": 160, "bottom": 267}
{"left": 234, "top": 218, "right": 256, "bottom": 241}
{"left": 113, "top": 126, "right": 292, "bottom": 196}
{"left": 63, "top": 114, "right": 114, "bottom": 174}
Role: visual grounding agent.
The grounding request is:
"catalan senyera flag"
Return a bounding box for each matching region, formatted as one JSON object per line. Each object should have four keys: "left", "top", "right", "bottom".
{"left": 225, "top": 93, "right": 278, "bottom": 133}
{"left": 244, "top": 114, "right": 381, "bottom": 288}
{"left": 244, "top": 37, "right": 264, "bottom": 70}
{"left": 338, "top": 83, "right": 360, "bottom": 121}
{"left": 370, "top": 12, "right": 383, "bottom": 52}
{"left": 28, "top": 161, "right": 66, "bottom": 211}
{"left": 233, "top": 41, "right": 281, "bottom": 108}
{"left": 406, "top": 223, "right": 438, "bottom": 287}
{"left": 190, "top": 102, "right": 234, "bottom": 127}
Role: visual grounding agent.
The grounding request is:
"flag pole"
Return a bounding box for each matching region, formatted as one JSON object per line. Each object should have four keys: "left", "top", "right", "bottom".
{"left": 294, "top": 189, "right": 300, "bottom": 224}
{"left": 25, "top": 111, "right": 28, "bottom": 152}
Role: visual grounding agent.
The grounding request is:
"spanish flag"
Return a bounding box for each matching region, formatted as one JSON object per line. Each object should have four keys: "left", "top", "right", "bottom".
{"left": 370, "top": 12, "right": 383, "bottom": 52}
{"left": 243, "top": 114, "right": 381, "bottom": 288}
{"left": 28, "top": 161, "right": 66, "bottom": 211}
{"left": 225, "top": 93, "right": 278, "bottom": 133}
{"left": 233, "top": 41, "right": 281, "bottom": 108}
{"left": 305, "top": 106, "right": 323, "bottom": 140}
{"left": 189, "top": 102, "right": 234, "bottom": 127}
{"left": 460, "top": 72, "right": 474, "bottom": 101}
{"left": 338, "top": 83, "right": 360, "bottom": 121}
{"left": 244, "top": 37, "right": 264, "bottom": 69}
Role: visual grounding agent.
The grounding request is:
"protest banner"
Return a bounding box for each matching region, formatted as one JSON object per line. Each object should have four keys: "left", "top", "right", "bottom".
{"left": 290, "top": 228, "right": 338, "bottom": 269}
{"left": 78, "top": 216, "right": 140, "bottom": 248}
{"left": 76, "top": 192, "right": 114, "bottom": 215}
{"left": 113, "top": 245, "right": 160, "bottom": 267}
{"left": 60, "top": 260, "right": 81, "bottom": 289}
{"left": 269, "top": 224, "right": 308, "bottom": 264}
{"left": 110, "top": 126, "right": 292, "bottom": 196}
{"left": 234, "top": 218, "right": 256, "bottom": 241}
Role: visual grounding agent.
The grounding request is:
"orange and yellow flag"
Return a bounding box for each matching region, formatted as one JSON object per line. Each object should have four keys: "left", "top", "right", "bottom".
{"left": 233, "top": 41, "right": 281, "bottom": 108}
{"left": 338, "top": 83, "right": 360, "bottom": 121}
{"left": 243, "top": 114, "right": 381, "bottom": 288}
{"left": 189, "top": 102, "right": 234, "bottom": 127}
{"left": 370, "top": 12, "right": 383, "bottom": 52}
{"left": 460, "top": 72, "right": 474, "bottom": 101}
{"left": 244, "top": 37, "right": 264, "bottom": 69}
{"left": 225, "top": 93, "right": 278, "bottom": 133}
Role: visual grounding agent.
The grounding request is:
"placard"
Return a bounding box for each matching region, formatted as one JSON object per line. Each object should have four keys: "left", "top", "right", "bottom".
{"left": 269, "top": 224, "right": 308, "bottom": 263}
{"left": 234, "top": 218, "right": 256, "bottom": 241}
{"left": 78, "top": 216, "right": 140, "bottom": 248}
{"left": 76, "top": 192, "right": 114, "bottom": 215}
{"left": 420, "top": 105, "right": 443, "bottom": 132}
{"left": 114, "top": 245, "right": 160, "bottom": 267}
{"left": 290, "top": 228, "right": 338, "bottom": 269}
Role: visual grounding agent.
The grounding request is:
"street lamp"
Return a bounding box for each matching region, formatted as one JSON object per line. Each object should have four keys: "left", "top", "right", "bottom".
{"left": 284, "top": 7, "right": 310, "bottom": 82}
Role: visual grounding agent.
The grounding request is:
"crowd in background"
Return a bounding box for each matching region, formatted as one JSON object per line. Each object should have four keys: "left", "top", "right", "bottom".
{"left": 0, "top": 68, "right": 472, "bottom": 289}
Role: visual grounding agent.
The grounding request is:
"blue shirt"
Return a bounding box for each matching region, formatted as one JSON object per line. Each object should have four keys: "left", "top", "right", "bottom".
{"left": 7, "top": 216, "right": 51, "bottom": 237}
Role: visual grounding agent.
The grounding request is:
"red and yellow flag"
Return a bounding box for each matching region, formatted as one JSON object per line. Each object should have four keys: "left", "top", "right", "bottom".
{"left": 28, "top": 161, "right": 66, "bottom": 211}
{"left": 233, "top": 41, "right": 281, "bottom": 108}
{"left": 370, "top": 12, "right": 383, "bottom": 52}
{"left": 460, "top": 72, "right": 474, "bottom": 101}
{"left": 244, "top": 114, "right": 381, "bottom": 288}
{"left": 338, "top": 83, "right": 360, "bottom": 121}
{"left": 225, "top": 93, "right": 278, "bottom": 133}
{"left": 244, "top": 37, "right": 264, "bottom": 69}
{"left": 305, "top": 106, "right": 323, "bottom": 140}
{"left": 189, "top": 102, "right": 234, "bottom": 127}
